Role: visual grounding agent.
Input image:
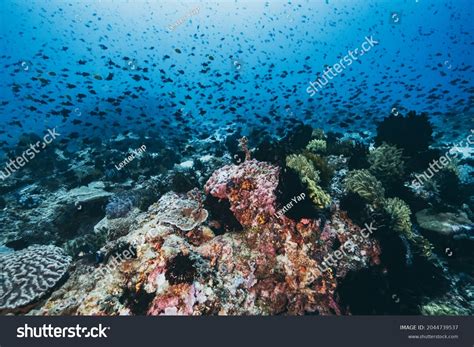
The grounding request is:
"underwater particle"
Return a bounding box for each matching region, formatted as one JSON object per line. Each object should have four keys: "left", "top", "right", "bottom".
{"left": 127, "top": 59, "right": 137, "bottom": 70}
{"left": 73, "top": 107, "right": 82, "bottom": 117}
{"left": 343, "top": 169, "right": 385, "bottom": 205}
{"left": 368, "top": 143, "right": 405, "bottom": 184}
{"left": 443, "top": 60, "right": 452, "bottom": 70}
{"left": 391, "top": 294, "right": 400, "bottom": 303}
{"left": 165, "top": 253, "right": 197, "bottom": 285}
{"left": 445, "top": 248, "right": 453, "bottom": 257}
{"left": 390, "top": 12, "right": 401, "bottom": 24}
{"left": 74, "top": 201, "right": 82, "bottom": 211}
{"left": 20, "top": 60, "right": 30, "bottom": 71}
{"left": 0, "top": 245, "right": 71, "bottom": 312}
{"left": 232, "top": 58, "right": 243, "bottom": 71}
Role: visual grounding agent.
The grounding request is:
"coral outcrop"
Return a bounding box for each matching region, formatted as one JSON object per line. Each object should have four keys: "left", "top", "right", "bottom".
{"left": 33, "top": 159, "right": 381, "bottom": 316}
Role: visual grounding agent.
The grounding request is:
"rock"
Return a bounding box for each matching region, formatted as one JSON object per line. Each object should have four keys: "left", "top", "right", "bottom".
{"left": 416, "top": 208, "right": 473, "bottom": 236}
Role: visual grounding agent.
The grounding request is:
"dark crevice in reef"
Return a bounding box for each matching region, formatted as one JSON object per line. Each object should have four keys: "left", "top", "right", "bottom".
{"left": 204, "top": 194, "right": 243, "bottom": 235}
{"left": 275, "top": 166, "right": 322, "bottom": 220}
{"left": 338, "top": 224, "right": 451, "bottom": 315}
{"left": 119, "top": 284, "right": 155, "bottom": 315}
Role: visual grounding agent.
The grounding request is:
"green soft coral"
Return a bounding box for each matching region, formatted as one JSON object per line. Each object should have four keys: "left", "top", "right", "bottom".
{"left": 368, "top": 143, "right": 405, "bottom": 184}
{"left": 383, "top": 197, "right": 433, "bottom": 258}
{"left": 344, "top": 169, "right": 385, "bottom": 205}
{"left": 286, "top": 154, "right": 331, "bottom": 209}
{"left": 306, "top": 139, "right": 327, "bottom": 153}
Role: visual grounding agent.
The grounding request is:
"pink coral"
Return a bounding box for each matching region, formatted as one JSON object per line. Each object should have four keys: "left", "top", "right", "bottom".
{"left": 204, "top": 159, "right": 279, "bottom": 228}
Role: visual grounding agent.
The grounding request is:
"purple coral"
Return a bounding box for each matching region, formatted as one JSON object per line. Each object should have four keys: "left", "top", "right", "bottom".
{"left": 105, "top": 194, "right": 136, "bottom": 219}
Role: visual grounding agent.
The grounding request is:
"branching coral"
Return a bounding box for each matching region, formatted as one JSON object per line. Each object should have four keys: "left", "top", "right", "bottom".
{"left": 286, "top": 154, "right": 331, "bottom": 209}
{"left": 343, "top": 169, "right": 385, "bottom": 205}
{"left": 368, "top": 143, "right": 405, "bottom": 184}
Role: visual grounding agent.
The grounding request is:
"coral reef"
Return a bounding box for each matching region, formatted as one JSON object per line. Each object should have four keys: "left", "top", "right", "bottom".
{"left": 375, "top": 111, "right": 433, "bottom": 156}
{"left": 383, "top": 198, "right": 413, "bottom": 235}
{"left": 383, "top": 198, "right": 433, "bottom": 258}
{"left": 106, "top": 193, "right": 137, "bottom": 219}
{"left": 415, "top": 208, "right": 473, "bottom": 239}
{"left": 204, "top": 159, "right": 280, "bottom": 227}
{"left": 31, "top": 158, "right": 381, "bottom": 316}
{"left": 0, "top": 245, "right": 71, "bottom": 313}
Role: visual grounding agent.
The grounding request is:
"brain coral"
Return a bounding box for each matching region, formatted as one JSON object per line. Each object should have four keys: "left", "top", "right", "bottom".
{"left": 0, "top": 245, "right": 71, "bottom": 311}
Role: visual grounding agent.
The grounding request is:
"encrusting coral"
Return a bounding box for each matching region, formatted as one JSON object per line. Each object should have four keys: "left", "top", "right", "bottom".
{"left": 153, "top": 191, "right": 208, "bottom": 231}
{"left": 343, "top": 169, "right": 385, "bottom": 205}
{"left": 368, "top": 143, "right": 405, "bottom": 184}
{"left": 286, "top": 154, "right": 331, "bottom": 209}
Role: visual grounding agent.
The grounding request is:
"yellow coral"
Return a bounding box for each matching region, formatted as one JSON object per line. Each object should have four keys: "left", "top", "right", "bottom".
{"left": 286, "top": 154, "right": 331, "bottom": 209}
{"left": 306, "top": 139, "right": 327, "bottom": 153}
{"left": 344, "top": 169, "right": 385, "bottom": 204}
{"left": 368, "top": 143, "right": 405, "bottom": 184}
{"left": 383, "top": 197, "right": 433, "bottom": 258}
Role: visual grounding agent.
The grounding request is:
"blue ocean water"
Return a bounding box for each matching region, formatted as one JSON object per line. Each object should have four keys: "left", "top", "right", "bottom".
{"left": 0, "top": 0, "right": 472, "bottom": 147}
